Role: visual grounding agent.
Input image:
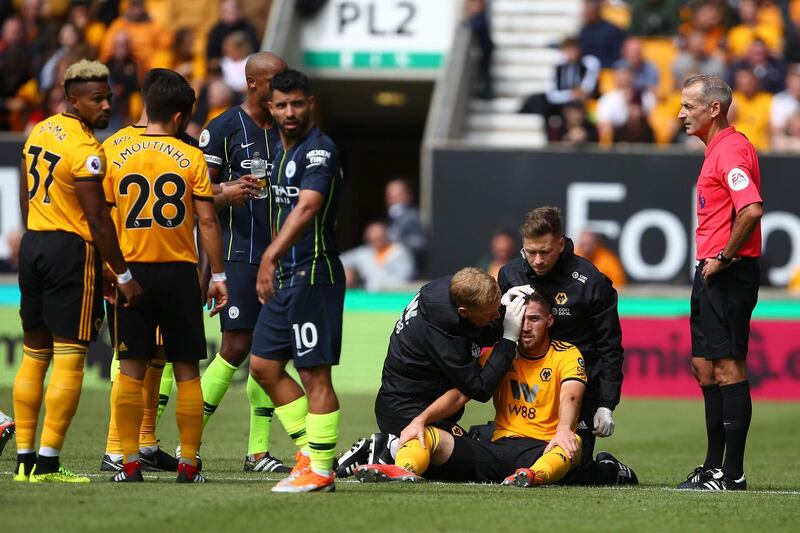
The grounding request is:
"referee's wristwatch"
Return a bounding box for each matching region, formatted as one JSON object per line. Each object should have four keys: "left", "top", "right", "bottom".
{"left": 715, "top": 251, "right": 733, "bottom": 265}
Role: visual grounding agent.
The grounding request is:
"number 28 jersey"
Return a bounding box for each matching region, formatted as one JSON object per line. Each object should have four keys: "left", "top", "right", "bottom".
{"left": 23, "top": 113, "right": 106, "bottom": 242}
{"left": 103, "top": 133, "right": 213, "bottom": 264}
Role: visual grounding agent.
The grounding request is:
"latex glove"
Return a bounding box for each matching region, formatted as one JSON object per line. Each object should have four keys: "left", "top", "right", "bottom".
{"left": 502, "top": 295, "right": 526, "bottom": 342}
{"left": 500, "top": 284, "right": 534, "bottom": 307}
{"left": 593, "top": 407, "right": 615, "bottom": 437}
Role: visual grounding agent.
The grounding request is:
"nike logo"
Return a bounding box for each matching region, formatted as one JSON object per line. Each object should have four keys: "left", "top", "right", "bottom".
{"left": 241, "top": 141, "right": 255, "bottom": 149}
{"left": 297, "top": 348, "right": 313, "bottom": 357}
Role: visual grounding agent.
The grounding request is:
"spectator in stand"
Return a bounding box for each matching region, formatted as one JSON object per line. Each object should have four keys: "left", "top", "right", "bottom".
{"left": 770, "top": 68, "right": 800, "bottom": 139}
{"left": 170, "top": 28, "right": 204, "bottom": 89}
{"left": 672, "top": 30, "right": 726, "bottom": 88}
{"left": 207, "top": 0, "right": 260, "bottom": 74}
{"left": 677, "top": 2, "right": 726, "bottom": 56}
{"left": 520, "top": 37, "right": 600, "bottom": 125}
{"left": 385, "top": 178, "right": 426, "bottom": 271}
{"left": 613, "top": 37, "right": 660, "bottom": 93}
{"left": 24, "top": 84, "right": 65, "bottom": 134}
{"left": 596, "top": 67, "right": 656, "bottom": 143}
{"left": 464, "top": 0, "right": 494, "bottom": 99}
{"left": 99, "top": 0, "right": 172, "bottom": 72}
{"left": 613, "top": 93, "right": 655, "bottom": 144}
{"left": 0, "top": 17, "right": 34, "bottom": 130}
{"left": 206, "top": 78, "right": 236, "bottom": 124}
{"left": 555, "top": 101, "right": 598, "bottom": 144}
{"left": 727, "top": 0, "right": 783, "bottom": 60}
{"left": 220, "top": 30, "right": 252, "bottom": 93}
{"left": 628, "top": 0, "right": 681, "bottom": 37}
{"left": 479, "top": 230, "right": 517, "bottom": 281}
{"left": 730, "top": 67, "right": 773, "bottom": 151}
{"left": 341, "top": 221, "right": 415, "bottom": 291}
{"left": 771, "top": 110, "right": 800, "bottom": 152}
{"left": 67, "top": 0, "right": 106, "bottom": 51}
{"left": 579, "top": 0, "right": 627, "bottom": 68}
{"left": 0, "top": 229, "right": 22, "bottom": 273}
{"left": 39, "top": 22, "right": 93, "bottom": 93}
{"left": 576, "top": 230, "right": 626, "bottom": 288}
{"left": 20, "top": 0, "right": 59, "bottom": 74}
{"left": 105, "top": 31, "right": 139, "bottom": 129}
{"left": 730, "top": 38, "right": 786, "bottom": 94}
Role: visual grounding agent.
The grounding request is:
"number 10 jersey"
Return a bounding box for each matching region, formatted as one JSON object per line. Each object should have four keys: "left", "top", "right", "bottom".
{"left": 103, "top": 133, "right": 213, "bottom": 264}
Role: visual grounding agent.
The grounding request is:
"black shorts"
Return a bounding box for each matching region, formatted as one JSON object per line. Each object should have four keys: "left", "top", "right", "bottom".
{"left": 19, "top": 230, "right": 104, "bottom": 342}
{"left": 251, "top": 283, "right": 345, "bottom": 369}
{"left": 690, "top": 258, "right": 760, "bottom": 360}
{"left": 106, "top": 300, "right": 163, "bottom": 347}
{"left": 219, "top": 261, "right": 261, "bottom": 331}
{"left": 428, "top": 436, "right": 547, "bottom": 484}
{"left": 115, "top": 262, "right": 206, "bottom": 362}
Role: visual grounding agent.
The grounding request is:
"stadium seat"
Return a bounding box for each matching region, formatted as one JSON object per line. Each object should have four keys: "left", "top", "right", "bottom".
{"left": 641, "top": 38, "right": 678, "bottom": 99}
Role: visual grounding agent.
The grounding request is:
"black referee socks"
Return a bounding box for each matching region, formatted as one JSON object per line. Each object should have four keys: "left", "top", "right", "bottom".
{"left": 721, "top": 380, "right": 752, "bottom": 480}
{"left": 701, "top": 384, "right": 724, "bottom": 470}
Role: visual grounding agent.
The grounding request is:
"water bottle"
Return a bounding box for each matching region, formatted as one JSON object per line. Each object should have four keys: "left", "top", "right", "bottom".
{"left": 251, "top": 152, "right": 268, "bottom": 199}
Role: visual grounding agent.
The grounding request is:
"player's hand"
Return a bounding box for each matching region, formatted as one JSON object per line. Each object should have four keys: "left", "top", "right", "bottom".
{"left": 592, "top": 407, "right": 615, "bottom": 437}
{"left": 502, "top": 295, "right": 526, "bottom": 342}
{"left": 256, "top": 256, "right": 277, "bottom": 304}
{"left": 399, "top": 417, "right": 428, "bottom": 448}
{"left": 102, "top": 267, "right": 117, "bottom": 304}
{"left": 544, "top": 427, "right": 580, "bottom": 459}
{"left": 118, "top": 279, "right": 143, "bottom": 308}
{"left": 221, "top": 176, "right": 259, "bottom": 208}
{"left": 207, "top": 280, "right": 228, "bottom": 316}
{"left": 500, "top": 285, "right": 534, "bottom": 307}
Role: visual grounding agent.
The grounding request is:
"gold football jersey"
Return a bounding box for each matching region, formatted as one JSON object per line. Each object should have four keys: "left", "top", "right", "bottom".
{"left": 103, "top": 134, "right": 213, "bottom": 263}
{"left": 481, "top": 340, "right": 587, "bottom": 442}
{"left": 23, "top": 113, "right": 106, "bottom": 241}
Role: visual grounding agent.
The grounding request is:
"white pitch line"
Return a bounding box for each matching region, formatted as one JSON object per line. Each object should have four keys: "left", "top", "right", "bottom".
{"left": 4, "top": 471, "right": 800, "bottom": 494}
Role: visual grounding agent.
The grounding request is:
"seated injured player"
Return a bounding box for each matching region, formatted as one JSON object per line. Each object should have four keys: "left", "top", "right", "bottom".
{"left": 356, "top": 287, "right": 587, "bottom": 487}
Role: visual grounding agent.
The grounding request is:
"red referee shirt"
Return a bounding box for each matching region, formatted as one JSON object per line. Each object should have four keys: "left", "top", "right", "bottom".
{"left": 695, "top": 126, "right": 763, "bottom": 260}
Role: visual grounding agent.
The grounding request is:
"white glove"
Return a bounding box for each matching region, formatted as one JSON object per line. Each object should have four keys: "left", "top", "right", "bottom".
{"left": 592, "top": 407, "right": 615, "bottom": 437}
{"left": 502, "top": 295, "right": 526, "bottom": 342}
{"left": 500, "top": 285, "right": 534, "bottom": 307}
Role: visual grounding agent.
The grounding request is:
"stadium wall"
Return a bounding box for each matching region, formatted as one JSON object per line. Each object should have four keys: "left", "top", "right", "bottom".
{"left": 430, "top": 146, "right": 800, "bottom": 286}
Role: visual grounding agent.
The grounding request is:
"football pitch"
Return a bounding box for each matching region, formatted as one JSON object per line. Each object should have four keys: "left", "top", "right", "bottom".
{"left": 1, "top": 309, "right": 800, "bottom": 532}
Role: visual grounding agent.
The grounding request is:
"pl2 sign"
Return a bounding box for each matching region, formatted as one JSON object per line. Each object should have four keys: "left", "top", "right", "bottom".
{"left": 301, "top": 0, "right": 459, "bottom": 71}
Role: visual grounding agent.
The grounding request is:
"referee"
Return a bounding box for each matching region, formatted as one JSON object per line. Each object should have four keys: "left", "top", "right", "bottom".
{"left": 677, "top": 75, "right": 763, "bottom": 491}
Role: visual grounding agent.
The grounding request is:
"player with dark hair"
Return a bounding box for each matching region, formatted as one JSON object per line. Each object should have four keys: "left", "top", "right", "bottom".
{"left": 14, "top": 59, "right": 142, "bottom": 483}
{"left": 496, "top": 206, "right": 637, "bottom": 485}
{"left": 199, "top": 52, "right": 291, "bottom": 473}
{"left": 677, "top": 74, "right": 762, "bottom": 491}
{"left": 247, "top": 68, "right": 345, "bottom": 493}
{"left": 100, "top": 67, "right": 198, "bottom": 474}
{"left": 336, "top": 267, "right": 525, "bottom": 478}
{"left": 103, "top": 69, "right": 228, "bottom": 483}
{"left": 356, "top": 287, "right": 586, "bottom": 487}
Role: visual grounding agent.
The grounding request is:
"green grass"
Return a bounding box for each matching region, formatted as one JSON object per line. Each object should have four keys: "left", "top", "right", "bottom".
{"left": 1, "top": 386, "right": 799, "bottom": 533}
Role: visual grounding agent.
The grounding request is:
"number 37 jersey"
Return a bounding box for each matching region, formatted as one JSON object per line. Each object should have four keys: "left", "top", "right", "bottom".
{"left": 23, "top": 113, "right": 106, "bottom": 242}
{"left": 103, "top": 133, "right": 213, "bottom": 264}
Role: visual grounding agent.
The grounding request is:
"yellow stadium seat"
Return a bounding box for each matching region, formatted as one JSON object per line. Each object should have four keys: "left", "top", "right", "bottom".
{"left": 649, "top": 92, "right": 682, "bottom": 145}
{"left": 641, "top": 37, "right": 678, "bottom": 98}
{"left": 601, "top": 1, "right": 631, "bottom": 30}
{"left": 598, "top": 68, "right": 616, "bottom": 96}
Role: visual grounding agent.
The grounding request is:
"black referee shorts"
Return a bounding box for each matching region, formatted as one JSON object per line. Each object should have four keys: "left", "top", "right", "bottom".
{"left": 114, "top": 262, "right": 206, "bottom": 362}
{"left": 19, "top": 230, "right": 104, "bottom": 342}
{"left": 427, "top": 436, "right": 547, "bottom": 484}
{"left": 690, "top": 258, "right": 760, "bottom": 360}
